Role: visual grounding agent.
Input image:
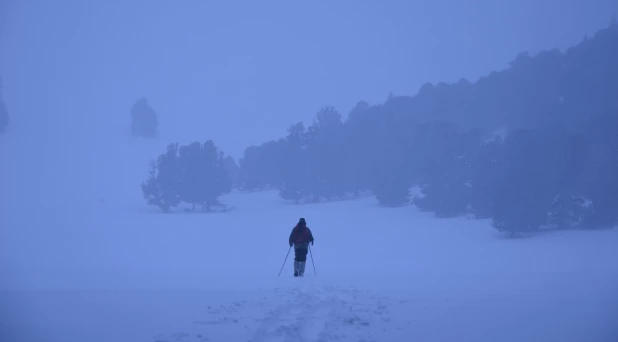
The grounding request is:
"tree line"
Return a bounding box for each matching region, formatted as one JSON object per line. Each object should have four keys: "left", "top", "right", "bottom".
{"left": 141, "top": 23, "right": 618, "bottom": 235}
{"left": 234, "top": 22, "right": 618, "bottom": 234}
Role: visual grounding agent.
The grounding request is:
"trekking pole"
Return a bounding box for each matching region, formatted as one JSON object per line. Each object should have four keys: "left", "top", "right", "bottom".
{"left": 309, "top": 245, "right": 316, "bottom": 275}
{"left": 277, "top": 246, "right": 292, "bottom": 277}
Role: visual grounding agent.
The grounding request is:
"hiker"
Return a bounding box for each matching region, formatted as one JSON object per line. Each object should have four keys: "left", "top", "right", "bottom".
{"left": 288, "top": 217, "right": 314, "bottom": 277}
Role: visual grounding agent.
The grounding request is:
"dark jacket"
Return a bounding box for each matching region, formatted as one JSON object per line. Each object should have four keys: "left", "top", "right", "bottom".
{"left": 289, "top": 224, "right": 314, "bottom": 247}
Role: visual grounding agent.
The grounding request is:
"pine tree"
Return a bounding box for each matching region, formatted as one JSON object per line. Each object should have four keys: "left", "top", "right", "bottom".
{"left": 280, "top": 122, "right": 308, "bottom": 203}
{"left": 177, "top": 141, "right": 233, "bottom": 211}
{"left": 141, "top": 143, "right": 180, "bottom": 212}
{"left": 131, "top": 97, "right": 158, "bottom": 138}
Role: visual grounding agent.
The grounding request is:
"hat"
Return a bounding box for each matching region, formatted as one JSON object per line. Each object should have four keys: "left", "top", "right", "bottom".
{"left": 298, "top": 217, "right": 306, "bottom": 225}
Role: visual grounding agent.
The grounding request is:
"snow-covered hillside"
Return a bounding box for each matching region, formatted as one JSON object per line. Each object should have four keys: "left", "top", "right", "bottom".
{"left": 1, "top": 118, "right": 617, "bottom": 341}
{"left": 2, "top": 180, "right": 618, "bottom": 341}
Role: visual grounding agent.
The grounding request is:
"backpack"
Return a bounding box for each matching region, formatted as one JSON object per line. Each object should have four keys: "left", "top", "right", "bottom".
{"left": 292, "top": 226, "right": 311, "bottom": 244}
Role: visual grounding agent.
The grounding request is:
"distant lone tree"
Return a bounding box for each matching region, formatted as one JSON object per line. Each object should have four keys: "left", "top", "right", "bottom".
{"left": 0, "top": 77, "right": 9, "bottom": 134}
{"left": 131, "top": 97, "right": 158, "bottom": 138}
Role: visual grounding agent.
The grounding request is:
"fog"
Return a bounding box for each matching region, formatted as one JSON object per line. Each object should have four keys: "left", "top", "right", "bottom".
{"left": 1, "top": 1, "right": 618, "bottom": 341}
{"left": 2, "top": 0, "right": 616, "bottom": 156}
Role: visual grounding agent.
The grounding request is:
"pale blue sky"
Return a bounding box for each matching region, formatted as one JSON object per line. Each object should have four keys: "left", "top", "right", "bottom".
{"left": 1, "top": 0, "right": 616, "bottom": 157}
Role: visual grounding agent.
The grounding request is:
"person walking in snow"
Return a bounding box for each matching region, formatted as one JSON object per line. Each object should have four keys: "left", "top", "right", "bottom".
{"left": 289, "top": 218, "right": 314, "bottom": 277}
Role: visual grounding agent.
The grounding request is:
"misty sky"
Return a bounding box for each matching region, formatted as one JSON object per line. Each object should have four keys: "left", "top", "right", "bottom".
{"left": 1, "top": 0, "right": 616, "bottom": 158}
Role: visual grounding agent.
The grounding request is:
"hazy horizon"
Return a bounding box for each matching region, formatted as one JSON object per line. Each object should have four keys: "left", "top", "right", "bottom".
{"left": 1, "top": 0, "right": 617, "bottom": 157}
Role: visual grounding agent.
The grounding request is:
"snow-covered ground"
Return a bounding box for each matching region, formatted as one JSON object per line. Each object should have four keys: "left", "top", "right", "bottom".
{"left": 2, "top": 129, "right": 618, "bottom": 342}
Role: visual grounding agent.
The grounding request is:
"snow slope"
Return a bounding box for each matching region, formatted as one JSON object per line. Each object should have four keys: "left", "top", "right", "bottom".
{"left": 1, "top": 123, "right": 618, "bottom": 342}
{"left": 1, "top": 186, "right": 617, "bottom": 342}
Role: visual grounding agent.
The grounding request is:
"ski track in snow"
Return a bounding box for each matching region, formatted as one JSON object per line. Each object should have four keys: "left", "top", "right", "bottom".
{"left": 153, "top": 277, "right": 404, "bottom": 342}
